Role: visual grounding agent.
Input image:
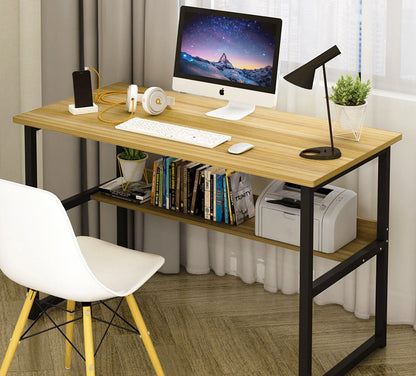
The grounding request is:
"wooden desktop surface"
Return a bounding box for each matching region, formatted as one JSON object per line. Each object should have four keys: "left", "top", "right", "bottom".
{"left": 14, "top": 82, "right": 401, "bottom": 188}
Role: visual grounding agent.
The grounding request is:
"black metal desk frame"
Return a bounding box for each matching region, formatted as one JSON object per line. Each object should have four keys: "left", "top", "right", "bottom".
{"left": 24, "top": 125, "right": 390, "bottom": 376}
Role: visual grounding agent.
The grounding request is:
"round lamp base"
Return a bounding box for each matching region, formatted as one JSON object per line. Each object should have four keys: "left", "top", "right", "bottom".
{"left": 300, "top": 146, "right": 341, "bottom": 160}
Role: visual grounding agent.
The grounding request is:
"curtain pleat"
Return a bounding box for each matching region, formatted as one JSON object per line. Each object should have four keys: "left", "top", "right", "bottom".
{"left": 40, "top": 0, "right": 82, "bottom": 233}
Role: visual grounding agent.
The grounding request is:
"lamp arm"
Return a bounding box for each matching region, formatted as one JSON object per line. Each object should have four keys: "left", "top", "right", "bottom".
{"left": 322, "top": 64, "right": 335, "bottom": 150}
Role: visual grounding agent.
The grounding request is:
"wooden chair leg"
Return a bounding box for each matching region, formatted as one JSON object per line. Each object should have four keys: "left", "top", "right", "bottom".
{"left": 125, "top": 294, "right": 165, "bottom": 376}
{"left": 64, "top": 300, "right": 76, "bottom": 370}
{"left": 83, "top": 305, "right": 95, "bottom": 376}
{"left": 0, "top": 289, "right": 37, "bottom": 376}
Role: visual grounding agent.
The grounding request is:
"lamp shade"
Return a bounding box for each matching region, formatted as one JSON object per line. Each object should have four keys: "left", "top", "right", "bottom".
{"left": 283, "top": 45, "right": 341, "bottom": 89}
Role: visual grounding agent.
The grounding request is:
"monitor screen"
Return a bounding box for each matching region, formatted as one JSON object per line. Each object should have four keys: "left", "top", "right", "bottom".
{"left": 175, "top": 7, "right": 281, "bottom": 93}
{"left": 173, "top": 6, "right": 282, "bottom": 120}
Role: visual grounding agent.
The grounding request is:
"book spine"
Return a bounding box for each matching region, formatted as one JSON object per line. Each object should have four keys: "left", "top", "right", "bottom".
{"left": 168, "top": 161, "right": 172, "bottom": 210}
{"left": 170, "top": 160, "right": 176, "bottom": 211}
{"left": 190, "top": 169, "right": 200, "bottom": 215}
{"left": 227, "top": 173, "right": 235, "bottom": 225}
{"left": 150, "top": 160, "right": 157, "bottom": 205}
{"left": 212, "top": 173, "right": 217, "bottom": 221}
{"left": 204, "top": 170, "right": 211, "bottom": 220}
{"left": 215, "top": 174, "right": 223, "bottom": 222}
{"left": 187, "top": 166, "right": 197, "bottom": 214}
{"left": 210, "top": 173, "right": 214, "bottom": 220}
{"left": 223, "top": 175, "right": 229, "bottom": 224}
{"left": 158, "top": 161, "right": 164, "bottom": 207}
{"left": 110, "top": 193, "right": 148, "bottom": 205}
{"left": 196, "top": 171, "right": 203, "bottom": 216}
{"left": 180, "top": 164, "right": 185, "bottom": 212}
{"left": 109, "top": 189, "right": 139, "bottom": 202}
{"left": 175, "top": 162, "right": 181, "bottom": 211}
{"left": 165, "top": 157, "right": 175, "bottom": 209}
{"left": 162, "top": 156, "right": 167, "bottom": 209}
{"left": 165, "top": 159, "right": 171, "bottom": 209}
{"left": 183, "top": 165, "right": 188, "bottom": 214}
{"left": 155, "top": 166, "right": 160, "bottom": 206}
{"left": 199, "top": 169, "right": 205, "bottom": 217}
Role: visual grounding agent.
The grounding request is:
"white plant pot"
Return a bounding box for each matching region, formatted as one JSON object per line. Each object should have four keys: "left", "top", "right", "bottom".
{"left": 334, "top": 102, "right": 367, "bottom": 131}
{"left": 117, "top": 152, "right": 148, "bottom": 184}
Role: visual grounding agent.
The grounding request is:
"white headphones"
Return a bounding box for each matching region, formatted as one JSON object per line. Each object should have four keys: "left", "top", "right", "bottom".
{"left": 126, "top": 84, "right": 175, "bottom": 115}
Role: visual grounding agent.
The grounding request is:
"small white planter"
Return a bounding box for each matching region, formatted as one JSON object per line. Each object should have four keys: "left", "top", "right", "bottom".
{"left": 117, "top": 152, "right": 148, "bottom": 186}
{"left": 333, "top": 102, "right": 367, "bottom": 141}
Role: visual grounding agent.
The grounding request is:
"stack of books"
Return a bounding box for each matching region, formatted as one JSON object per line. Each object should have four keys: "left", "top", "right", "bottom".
{"left": 149, "top": 156, "right": 255, "bottom": 225}
{"left": 99, "top": 178, "right": 152, "bottom": 204}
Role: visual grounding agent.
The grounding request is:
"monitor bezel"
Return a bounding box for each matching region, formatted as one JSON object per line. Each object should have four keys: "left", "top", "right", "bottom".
{"left": 173, "top": 6, "right": 282, "bottom": 95}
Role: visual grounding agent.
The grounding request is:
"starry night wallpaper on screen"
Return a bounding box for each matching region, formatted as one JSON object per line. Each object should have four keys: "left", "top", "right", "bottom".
{"left": 179, "top": 13, "right": 277, "bottom": 88}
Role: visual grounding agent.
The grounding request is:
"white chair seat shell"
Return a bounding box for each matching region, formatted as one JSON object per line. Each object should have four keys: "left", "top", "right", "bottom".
{"left": 0, "top": 179, "right": 164, "bottom": 302}
{"left": 77, "top": 236, "right": 164, "bottom": 298}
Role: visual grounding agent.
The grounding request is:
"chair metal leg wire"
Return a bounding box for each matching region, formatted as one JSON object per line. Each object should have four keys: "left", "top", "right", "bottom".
{"left": 0, "top": 289, "right": 37, "bottom": 376}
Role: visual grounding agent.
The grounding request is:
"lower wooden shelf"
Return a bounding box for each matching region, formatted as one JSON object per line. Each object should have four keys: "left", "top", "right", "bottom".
{"left": 91, "top": 192, "right": 377, "bottom": 263}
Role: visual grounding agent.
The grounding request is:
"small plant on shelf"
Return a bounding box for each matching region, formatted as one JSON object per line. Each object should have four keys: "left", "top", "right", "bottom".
{"left": 118, "top": 147, "right": 147, "bottom": 160}
{"left": 117, "top": 148, "right": 148, "bottom": 187}
{"left": 329, "top": 74, "right": 371, "bottom": 106}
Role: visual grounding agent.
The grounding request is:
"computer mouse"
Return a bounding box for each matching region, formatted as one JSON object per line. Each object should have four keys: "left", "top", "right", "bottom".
{"left": 227, "top": 142, "right": 254, "bottom": 154}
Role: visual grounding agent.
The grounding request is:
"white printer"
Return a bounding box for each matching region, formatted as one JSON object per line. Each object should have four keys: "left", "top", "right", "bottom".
{"left": 255, "top": 180, "right": 357, "bottom": 253}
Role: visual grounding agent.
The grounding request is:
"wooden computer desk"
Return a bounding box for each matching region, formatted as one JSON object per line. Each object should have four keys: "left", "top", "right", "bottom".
{"left": 14, "top": 82, "right": 401, "bottom": 376}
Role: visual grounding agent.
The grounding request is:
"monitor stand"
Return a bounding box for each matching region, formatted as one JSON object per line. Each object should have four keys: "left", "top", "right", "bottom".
{"left": 206, "top": 101, "right": 255, "bottom": 121}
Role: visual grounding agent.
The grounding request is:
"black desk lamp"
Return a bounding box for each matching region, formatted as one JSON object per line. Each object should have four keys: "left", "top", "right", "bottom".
{"left": 284, "top": 45, "right": 341, "bottom": 160}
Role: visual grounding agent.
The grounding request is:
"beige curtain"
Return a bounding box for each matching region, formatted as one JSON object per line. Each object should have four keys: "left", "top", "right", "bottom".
{"left": 0, "top": 0, "right": 42, "bottom": 183}
{"left": 39, "top": 0, "right": 178, "bottom": 240}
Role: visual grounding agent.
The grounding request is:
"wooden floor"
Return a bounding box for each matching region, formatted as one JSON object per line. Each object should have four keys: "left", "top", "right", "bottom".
{"left": 0, "top": 269, "right": 415, "bottom": 376}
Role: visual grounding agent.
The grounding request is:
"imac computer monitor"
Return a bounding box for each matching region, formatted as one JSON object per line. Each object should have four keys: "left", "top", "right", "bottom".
{"left": 173, "top": 6, "right": 282, "bottom": 120}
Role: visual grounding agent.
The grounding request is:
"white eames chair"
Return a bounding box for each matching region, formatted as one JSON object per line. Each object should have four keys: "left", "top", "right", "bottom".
{"left": 0, "top": 179, "right": 165, "bottom": 375}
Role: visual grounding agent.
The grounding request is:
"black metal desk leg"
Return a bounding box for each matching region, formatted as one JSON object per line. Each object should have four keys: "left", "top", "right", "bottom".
{"left": 299, "top": 186, "right": 314, "bottom": 376}
{"left": 117, "top": 207, "right": 128, "bottom": 247}
{"left": 24, "top": 126, "right": 43, "bottom": 319}
{"left": 116, "top": 145, "right": 129, "bottom": 247}
{"left": 375, "top": 147, "right": 390, "bottom": 348}
{"left": 24, "top": 126, "right": 38, "bottom": 187}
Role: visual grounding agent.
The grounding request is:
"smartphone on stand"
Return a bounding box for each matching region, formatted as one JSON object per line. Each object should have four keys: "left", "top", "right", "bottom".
{"left": 72, "top": 70, "right": 93, "bottom": 108}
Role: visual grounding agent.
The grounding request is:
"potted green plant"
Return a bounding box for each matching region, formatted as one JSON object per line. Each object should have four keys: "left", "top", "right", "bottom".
{"left": 117, "top": 147, "right": 148, "bottom": 187}
{"left": 329, "top": 74, "right": 371, "bottom": 140}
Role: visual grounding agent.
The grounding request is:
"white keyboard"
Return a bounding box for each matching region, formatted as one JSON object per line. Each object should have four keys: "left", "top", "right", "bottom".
{"left": 116, "top": 117, "right": 231, "bottom": 148}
